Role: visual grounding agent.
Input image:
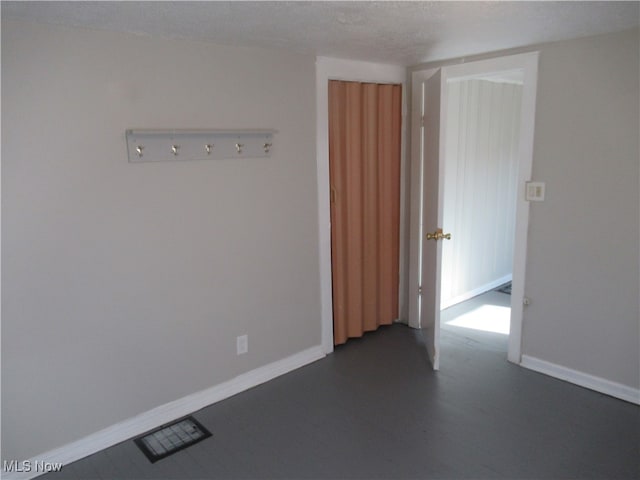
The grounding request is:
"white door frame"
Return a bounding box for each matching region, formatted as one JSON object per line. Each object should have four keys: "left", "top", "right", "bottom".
{"left": 316, "top": 57, "right": 407, "bottom": 354}
{"left": 408, "top": 52, "right": 539, "bottom": 364}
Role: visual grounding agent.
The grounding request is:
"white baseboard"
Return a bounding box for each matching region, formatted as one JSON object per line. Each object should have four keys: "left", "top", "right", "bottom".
{"left": 520, "top": 355, "right": 640, "bottom": 405}
{"left": 3, "top": 345, "right": 326, "bottom": 480}
{"left": 441, "top": 274, "right": 512, "bottom": 310}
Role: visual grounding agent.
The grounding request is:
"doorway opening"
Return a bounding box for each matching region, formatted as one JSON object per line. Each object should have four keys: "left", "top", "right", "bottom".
{"left": 408, "top": 52, "right": 539, "bottom": 369}
{"left": 440, "top": 70, "right": 524, "bottom": 338}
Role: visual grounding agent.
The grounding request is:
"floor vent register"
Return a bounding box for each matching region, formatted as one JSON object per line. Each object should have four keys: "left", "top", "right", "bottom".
{"left": 134, "top": 416, "right": 212, "bottom": 463}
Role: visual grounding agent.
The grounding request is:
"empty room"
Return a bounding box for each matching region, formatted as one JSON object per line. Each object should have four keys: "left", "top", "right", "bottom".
{"left": 2, "top": 2, "right": 639, "bottom": 479}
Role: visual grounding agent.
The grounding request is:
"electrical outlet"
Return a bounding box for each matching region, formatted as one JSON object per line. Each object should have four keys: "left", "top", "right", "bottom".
{"left": 236, "top": 335, "right": 248, "bottom": 355}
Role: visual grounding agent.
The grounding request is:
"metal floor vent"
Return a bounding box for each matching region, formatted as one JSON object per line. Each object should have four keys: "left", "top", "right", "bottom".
{"left": 134, "top": 416, "right": 212, "bottom": 463}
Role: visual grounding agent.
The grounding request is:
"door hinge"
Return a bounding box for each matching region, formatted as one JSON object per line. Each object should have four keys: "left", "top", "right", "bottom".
{"left": 421, "top": 115, "right": 425, "bottom": 127}
{"left": 418, "top": 286, "right": 423, "bottom": 295}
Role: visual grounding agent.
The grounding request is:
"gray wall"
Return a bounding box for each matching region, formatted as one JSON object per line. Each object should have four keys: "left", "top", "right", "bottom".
{"left": 523, "top": 28, "right": 639, "bottom": 388}
{"left": 2, "top": 20, "right": 321, "bottom": 461}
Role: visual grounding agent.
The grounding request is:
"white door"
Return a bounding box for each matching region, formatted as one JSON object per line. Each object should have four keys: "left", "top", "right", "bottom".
{"left": 419, "top": 69, "right": 449, "bottom": 370}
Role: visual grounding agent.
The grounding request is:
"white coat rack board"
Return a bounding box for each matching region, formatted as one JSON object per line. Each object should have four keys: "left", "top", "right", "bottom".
{"left": 126, "top": 129, "right": 276, "bottom": 163}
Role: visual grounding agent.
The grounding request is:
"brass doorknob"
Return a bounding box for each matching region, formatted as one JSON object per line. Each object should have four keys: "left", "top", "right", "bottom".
{"left": 425, "top": 229, "right": 452, "bottom": 241}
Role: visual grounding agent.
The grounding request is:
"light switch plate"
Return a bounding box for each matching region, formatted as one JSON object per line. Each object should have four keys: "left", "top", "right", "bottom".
{"left": 526, "top": 181, "right": 546, "bottom": 201}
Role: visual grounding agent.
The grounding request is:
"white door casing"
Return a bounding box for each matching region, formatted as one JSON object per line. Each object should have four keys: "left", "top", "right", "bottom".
{"left": 316, "top": 57, "right": 406, "bottom": 354}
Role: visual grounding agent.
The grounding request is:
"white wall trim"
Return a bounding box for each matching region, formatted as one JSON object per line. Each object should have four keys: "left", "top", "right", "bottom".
{"left": 2, "top": 346, "right": 325, "bottom": 480}
{"left": 521, "top": 355, "right": 640, "bottom": 405}
{"left": 441, "top": 274, "right": 512, "bottom": 310}
{"left": 315, "top": 56, "right": 407, "bottom": 354}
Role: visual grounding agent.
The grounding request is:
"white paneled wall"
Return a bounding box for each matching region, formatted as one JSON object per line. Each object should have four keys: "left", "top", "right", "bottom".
{"left": 441, "top": 79, "right": 523, "bottom": 308}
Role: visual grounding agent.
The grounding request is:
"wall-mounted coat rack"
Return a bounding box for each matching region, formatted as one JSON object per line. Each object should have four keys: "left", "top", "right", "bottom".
{"left": 126, "top": 129, "right": 276, "bottom": 163}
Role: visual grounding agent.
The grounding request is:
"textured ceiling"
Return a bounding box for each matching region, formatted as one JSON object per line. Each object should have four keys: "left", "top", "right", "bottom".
{"left": 3, "top": 1, "right": 639, "bottom": 65}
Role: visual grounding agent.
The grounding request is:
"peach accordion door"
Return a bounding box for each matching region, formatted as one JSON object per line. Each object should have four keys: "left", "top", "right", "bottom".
{"left": 328, "top": 80, "right": 402, "bottom": 346}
